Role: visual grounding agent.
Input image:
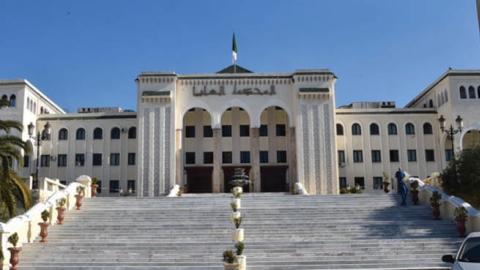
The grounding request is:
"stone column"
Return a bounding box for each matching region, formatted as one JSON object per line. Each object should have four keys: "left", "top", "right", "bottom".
{"left": 175, "top": 129, "right": 183, "bottom": 186}
{"left": 212, "top": 128, "right": 222, "bottom": 193}
{"left": 287, "top": 127, "right": 297, "bottom": 192}
{"left": 250, "top": 127, "right": 261, "bottom": 192}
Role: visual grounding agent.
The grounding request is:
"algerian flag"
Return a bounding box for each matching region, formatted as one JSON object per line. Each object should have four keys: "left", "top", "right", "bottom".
{"left": 232, "top": 33, "right": 238, "bottom": 64}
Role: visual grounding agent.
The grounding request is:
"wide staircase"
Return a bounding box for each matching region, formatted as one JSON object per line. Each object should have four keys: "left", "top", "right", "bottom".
{"left": 19, "top": 193, "right": 461, "bottom": 269}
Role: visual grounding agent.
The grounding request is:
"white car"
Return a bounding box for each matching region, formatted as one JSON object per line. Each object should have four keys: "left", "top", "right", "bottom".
{"left": 442, "top": 232, "right": 480, "bottom": 270}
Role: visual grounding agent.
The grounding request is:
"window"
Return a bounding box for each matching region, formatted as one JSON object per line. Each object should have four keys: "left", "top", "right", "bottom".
{"left": 336, "top": 124, "right": 344, "bottom": 135}
{"left": 110, "top": 153, "right": 120, "bottom": 166}
{"left": 75, "top": 154, "right": 85, "bottom": 166}
{"left": 128, "top": 153, "right": 136, "bottom": 165}
{"left": 76, "top": 128, "right": 86, "bottom": 140}
{"left": 373, "top": 177, "right": 383, "bottom": 190}
{"left": 127, "top": 180, "right": 136, "bottom": 193}
{"left": 425, "top": 149, "right": 435, "bottom": 162}
{"left": 429, "top": 99, "right": 433, "bottom": 108}
{"left": 277, "top": 151, "right": 287, "bottom": 163}
{"left": 222, "top": 125, "right": 232, "bottom": 137}
{"left": 389, "top": 150, "right": 399, "bottom": 162}
{"left": 370, "top": 123, "right": 380, "bottom": 135}
{"left": 111, "top": 127, "right": 120, "bottom": 139}
{"left": 354, "top": 177, "right": 365, "bottom": 189}
{"left": 222, "top": 152, "right": 232, "bottom": 164}
{"left": 240, "top": 151, "right": 250, "bottom": 163}
{"left": 339, "top": 177, "right": 347, "bottom": 189}
{"left": 40, "top": 155, "right": 50, "bottom": 167}
{"left": 203, "top": 126, "right": 213, "bottom": 137}
{"left": 240, "top": 125, "right": 250, "bottom": 137}
{"left": 353, "top": 150, "right": 363, "bottom": 163}
{"left": 423, "top": 123, "right": 433, "bottom": 135}
{"left": 58, "top": 128, "right": 68, "bottom": 140}
{"left": 445, "top": 149, "right": 454, "bottom": 161}
{"left": 128, "top": 127, "right": 136, "bottom": 139}
{"left": 259, "top": 125, "right": 268, "bottom": 137}
{"left": 92, "top": 153, "right": 102, "bottom": 166}
{"left": 468, "top": 86, "right": 476, "bottom": 99}
{"left": 406, "top": 150, "right": 416, "bottom": 162}
{"left": 23, "top": 155, "right": 30, "bottom": 168}
{"left": 93, "top": 128, "right": 103, "bottom": 139}
{"left": 352, "top": 123, "right": 362, "bottom": 135}
{"left": 460, "top": 86, "right": 467, "bottom": 99}
{"left": 388, "top": 123, "right": 398, "bottom": 135}
{"left": 259, "top": 151, "right": 269, "bottom": 163}
{"left": 185, "top": 126, "right": 195, "bottom": 138}
{"left": 445, "top": 90, "right": 449, "bottom": 102}
{"left": 371, "top": 150, "right": 381, "bottom": 163}
{"left": 276, "top": 124, "right": 286, "bottom": 136}
{"left": 405, "top": 123, "right": 415, "bottom": 135}
{"left": 478, "top": 86, "right": 480, "bottom": 99}
{"left": 57, "top": 154, "right": 67, "bottom": 167}
{"left": 109, "top": 180, "right": 119, "bottom": 193}
{"left": 338, "top": 150, "right": 346, "bottom": 164}
{"left": 203, "top": 152, "right": 213, "bottom": 164}
{"left": 185, "top": 152, "right": 195, "bottom": 164}
{"left": 9, "top": 95, "right": 16, "bottom": 107}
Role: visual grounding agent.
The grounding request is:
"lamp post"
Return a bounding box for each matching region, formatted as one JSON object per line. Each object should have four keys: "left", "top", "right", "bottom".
{"left": 27, "top": 122, "right": 51, "bottom": 189}
{"left": 438, "top": 115, "right": 463, "bottom": 183}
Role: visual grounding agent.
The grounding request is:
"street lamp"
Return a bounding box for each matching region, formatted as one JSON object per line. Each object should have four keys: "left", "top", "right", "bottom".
{"left": 438, "top": 115, "right": 463, "bottom": 155}
{"left": 28, "top": 122, "right": 51, "bottom": 189}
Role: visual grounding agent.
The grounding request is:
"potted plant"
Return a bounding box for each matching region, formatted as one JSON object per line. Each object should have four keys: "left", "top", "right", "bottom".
{"left": 91, "top": 177, "right": 99, "bottom": 197}
{"left": 410, "top": 181, "right": 419, "bottom": 205}
{"left": 222, "top": 249, "right": 239, "bottom": 270}
{"left": 56, "top": 198, "right": 67, "bottom": 224}
{"left": 232, "top": 186, "right": 243, "bottom": 197}
{"left": 75, "top": 186, "right": 85, "bottom": 210}
{"left": 8, "top": 233, "right": 21, "bottom": 270}
{"left": 382, "top": 172, "right": 390, "bottom": 193}
{"left": 233, "top": 216, "right": 242, "bottom": 229}
{"left": 454, "top": 206, "right": 468, "bottom": 237}
{"left": 39, "top": 210, "right": 50, "bottom": 242}
{"left": 235, "top": 242, "right": 246, "bottom": 270}
{"left": 430, "top": 191, "right": 441, "bottom": 220}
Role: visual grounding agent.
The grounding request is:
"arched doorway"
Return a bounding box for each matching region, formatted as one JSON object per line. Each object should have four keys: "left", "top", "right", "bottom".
{"left": 463, "top": 129, "right": 480, "bottom": 149}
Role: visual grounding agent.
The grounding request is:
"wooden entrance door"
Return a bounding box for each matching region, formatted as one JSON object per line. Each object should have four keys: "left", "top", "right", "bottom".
{"left": 185, "top": 167, "right": 213, "bottom": 193}
{"left": 260, "top": 166, "right": 288, "bottom": 192}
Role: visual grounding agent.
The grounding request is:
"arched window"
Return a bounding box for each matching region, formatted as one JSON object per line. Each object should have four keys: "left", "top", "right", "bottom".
{"left": 405, "top": 123, "right": 415, "bottom": 135}
{"left": 423, "top": 123, "right": 433, "bottom": 135}
{"left": 369, "top": 123, "right": 380, "bottom": 135}
{"left": 58, "top": 128, "right": 68, "bottom": 140}
{"left": 468, "top": 86, "right": 476, "bottom": 99}
{"left": 336, "top": 124, "right": 344, "bottom": 136}
{"left": 111, "top": 127, "right": 120, "bottom": 139}
{"left": 128, "top": 127, "right": 137, "bottom": 139}
{"left": 351, "top": 123, "right": 362, "bottom": 135}
{"left": 76, "top": 128, "right": 86, "bottom": 140}
{"left": 388, "top": 123, "right": 397, "bottom": 135}
{"left": 9, "top": 95, "right": 16, "bottom": 107}
{"left": 429, "top": 99, "right": 433, "bottom": 108}
{"left": 459, "top": 86, "right": 467, "bottom": 99}
{"left": 93, "top": 128, "right": 103, "bottom": 140}
{"left": 40, "top": 107, "right": 44, "bottom": 114}
{"left": 444, "top": 90, "right": 448, "bottom": 102}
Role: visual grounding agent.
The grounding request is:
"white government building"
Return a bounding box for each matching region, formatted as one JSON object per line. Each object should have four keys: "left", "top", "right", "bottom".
{"left": 1, "top": 66, "right": 479, "bottom": 196}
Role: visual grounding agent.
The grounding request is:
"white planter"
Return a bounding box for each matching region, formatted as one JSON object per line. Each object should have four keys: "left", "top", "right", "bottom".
{"left": 223, "top": 263, "right": 240, "bottom": 270}
{"left": 231, "top": 211, "right": 241, "bottom": 221}
{"left": 232, "top": 198, "right": 241, "bottom": 210}
{"left": 232, "top": 186, "right": 243, "bottom": 196}
{"left": 233, "top": 228, "right": 244, "bottom": 242}
{"left": 237, "top": 255, "right": 246, "bottom": 270}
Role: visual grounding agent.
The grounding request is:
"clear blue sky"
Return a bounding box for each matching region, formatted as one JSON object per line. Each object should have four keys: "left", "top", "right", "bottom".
{"left": 1, "top": 0, "right": 479, "bottom": 112}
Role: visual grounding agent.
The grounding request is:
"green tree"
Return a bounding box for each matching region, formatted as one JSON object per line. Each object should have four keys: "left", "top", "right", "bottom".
{"left": 0, "top": 99, "right": 32, "bottom": 219}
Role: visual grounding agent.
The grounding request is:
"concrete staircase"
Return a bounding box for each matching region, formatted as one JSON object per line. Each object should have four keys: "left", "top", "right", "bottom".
{"left": 19, "top": 193, "right": 461, "bottom": 269}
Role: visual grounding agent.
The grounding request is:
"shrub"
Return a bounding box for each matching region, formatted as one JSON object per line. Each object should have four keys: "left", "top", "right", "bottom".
{"left": 8, "top": 233, "right": 19, "bottom": 247}
{"left": 57, "top": 198, "right": 66, "bottom": 208}
{"left": 222, "top": 249, "right": 235, "bottom": 264}
{"left": 235, "top": 242, "right": 244, "bottom": 256}
{"left": 41, "top": 210, "right": 49, "bottom": 222}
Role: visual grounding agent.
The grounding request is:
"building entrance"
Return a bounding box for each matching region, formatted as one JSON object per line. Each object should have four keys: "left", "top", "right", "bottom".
{"left": 185, "top": 167, "right": 213, "bottom": 193}
{"left": 223, "top": 166, "right": 251, "bottom": 193}
{"left": 260, "top": 166, "right": 288, "bottom": 192}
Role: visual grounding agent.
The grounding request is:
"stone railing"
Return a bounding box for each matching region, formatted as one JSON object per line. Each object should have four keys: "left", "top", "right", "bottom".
{"left": 0, "top": 175, "right": 92, "bottom": 270}
{"left": 404, "top": 175, "right": 480, "bottom": 234}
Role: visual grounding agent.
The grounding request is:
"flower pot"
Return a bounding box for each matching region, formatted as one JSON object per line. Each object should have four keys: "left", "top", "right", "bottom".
{"left": 232, "top": 198, "right": 241, "bottom": 210}
{"left": 224, "top": 263, "right": 240, "bottom": 270}
{"left": 8, "top": 247, "right": 21, "bottom": 270}
{"left": 231, "top": 211, "right": 241, "bottom": 221}
{"left": 75, "top": 194, "right": 84, "bottom": 210}
{"left": 432, "top": 206, "right": 441, "bottom": 220}
{"left": 456, "top": 220, "right": 466, "bottom": 237}
{"left": 38, "top": 222, "right": 49, "bottom": 242}
{"left": 91, "top": 184, "right": 99, "bottom": 197}
{"left": 411, "top": 190, "right": 419, "bottom": 205}
{"left": 233, "top": 228, "right": 244, "bottom": 242}
{"left": 237, "top": 255, "right": 246, "bottom": 270}
{"left": 56, "top": 207, "right": 66, "bottom": 224}
{"left": 232, "top": 186, "right": 243, "bottom": 196}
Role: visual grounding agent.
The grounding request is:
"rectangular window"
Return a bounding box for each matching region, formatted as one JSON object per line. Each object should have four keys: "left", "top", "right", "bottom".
{"left": 185, "top": 152, "right": 195, "bottom": 164}
{"left": 92, "top": 153, "right": 102, "bottom": 166}
{"left": 373, "top": 177, "right": 383, "bottom": 190}
{"left": 203, "top": 152, "right": 213, "bottom": 164}
{"left": 40, "top": 155, "right": 50, "bottom": 167}
{"left": 277, "top": 150, "right": 287, "bottom": 163}
{"left": 354, "top": 177, "right": 365, "bottom": 189}
{"left": 371, "top": 150, "right": 381, "bottom": 163}
{"left": 259, "top": 151, "right": 269, "bottom": 163}
{"left": 23, "top": 155, "right": 30, "bottom": 168}
{"left": 353, "top": 150, "right": 363, "bottom": 163}
{"left": 75, "top": 154, "right": 85, "bottom": 166}
{"left": 339, "top": 177, "right": 347, "bottom": 189}
{"left": 240, "top": 151, "right": 250, "bottom": 164}
{"left": 110, "top": 153, "right": 120, "bottom": 166}
{"left": 338, "top": 150, "right": 346, "bottom": 164}
{"left": 128, "top": 153, "right": 136, "bottom": 165}
{"left": 127, "top": 180, "right": 136, "bottom": 193}
{"left": 259, "top": 125, "right": 268, "bottom": 137}
{"left": 407, "top": 149, "right": 417, "bottom": 162}
{"left": 222, "top": 125, "right": 232, "bottom": 137}
{"left": 185, "top": 126, "right": 195, "bottom": 138}
{"left": 109, "top": 180, "right": 119, "bottom": 193}
{"left": 445, "top": 149, "right": 454, "bottom": 161}
{"left": 389, "top": 150, "right": 399, "bottom": 162}
{"left": 425, "top": 149, "right": 435, "bottom": 162}
{"left": 203, "top": 126, "right": 213, "bottom": 137}
{"left": 276, "top": 124, "right": 286, "bottom": 136}
{"left": 222, "top": 152, "right": 232, "bottom": 164}
{"left": 239, "top": 125, "right": 250, "bottom": 137}
{"left": 57, "top": 154, "right": 67, "bottom": 167}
